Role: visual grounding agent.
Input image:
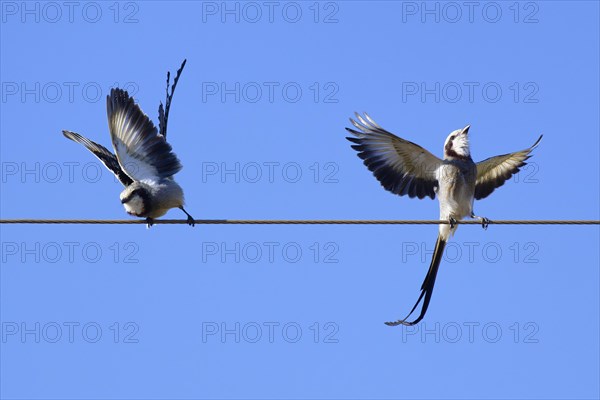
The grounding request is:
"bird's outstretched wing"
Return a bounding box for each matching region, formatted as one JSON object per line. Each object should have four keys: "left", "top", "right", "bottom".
{"left": 62, "top": 130, "right": 133, "bottom": 187}
{"left": 474, "top": 135, "right": 543, "bottom": 200}
{"left": 158, "top": 59, "right": 187, "bottom": 139}
{"left": 346, "top": 113, "right": 442, "bottom": 199}
{"left": 107, "top": 88, "right": 182, "bottom": 183}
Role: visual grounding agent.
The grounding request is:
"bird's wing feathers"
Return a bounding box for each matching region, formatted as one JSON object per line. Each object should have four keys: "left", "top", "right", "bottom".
{"left": 62, "top": 130, "right": 133, "bottom": 187}
{"left": 346, "top": 113, "right": 442, "bottom": 199}
{"left": 474, "top": 135, "right": 542, "bottom": 200}
{"left": 107, "top": 88, "right": 182, "bottom": 183}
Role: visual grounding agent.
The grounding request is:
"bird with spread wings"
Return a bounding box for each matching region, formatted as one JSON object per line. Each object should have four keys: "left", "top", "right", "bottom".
{"left": 346, "top": 113, "right": 542, "bottom": 325}
{"left": 62, "top": 60, "right": 194, "bottom": 227}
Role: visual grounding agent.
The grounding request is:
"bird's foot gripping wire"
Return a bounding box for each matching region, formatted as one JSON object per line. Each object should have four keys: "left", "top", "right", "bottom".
{"left": 471, "top": 213, "right": 490, "bottom": 230}
{"left": 481, "top": 217, "right": 490, "bottom": 229}
{"left": 146, "top": 217, "right": 155, "bottom": 228}
{"left": 186, "top": 215, "right": 195, "bottom": 227}
{"left": 449, "top": 217, "right": 458, "bottom": 229}
{"left": 179, "top": 206, "right": 195, "bottom": 227}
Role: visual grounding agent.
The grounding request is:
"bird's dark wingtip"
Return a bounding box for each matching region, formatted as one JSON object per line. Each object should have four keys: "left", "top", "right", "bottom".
{"left": 531, "top": 134, "right": 543, "bottom": 149}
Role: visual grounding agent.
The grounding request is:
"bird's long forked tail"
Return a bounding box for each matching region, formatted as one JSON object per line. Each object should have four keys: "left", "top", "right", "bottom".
{"left": 385, "top": 235, "right": 447, "bottom": 326}
{"left": 158, "top": 59, "right": 187, "bottom": 138}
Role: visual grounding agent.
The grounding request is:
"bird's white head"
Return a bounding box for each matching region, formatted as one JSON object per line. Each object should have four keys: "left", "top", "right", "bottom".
{"left": 443, "top": 125, "right": 471, "bottom": 160}
{"left": 120, "top": 184, "right": 150, "bottom": 217}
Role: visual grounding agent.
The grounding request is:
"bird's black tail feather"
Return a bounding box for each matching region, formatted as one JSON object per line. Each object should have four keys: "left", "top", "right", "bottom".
{"left": 158, "top": 59, "right": 187, "bottom": 139}
{"left": 385, "top": 235, "right": 446, "bottom": 326}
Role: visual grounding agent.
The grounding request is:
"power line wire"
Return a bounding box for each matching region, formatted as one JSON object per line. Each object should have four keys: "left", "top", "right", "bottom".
{"left": 0, "top": 219, "right": 598, "bottom": 225}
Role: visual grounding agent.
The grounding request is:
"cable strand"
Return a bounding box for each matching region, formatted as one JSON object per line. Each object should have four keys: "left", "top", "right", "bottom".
{"left": 0, "top": 219, "right": 598, "bottom": 225}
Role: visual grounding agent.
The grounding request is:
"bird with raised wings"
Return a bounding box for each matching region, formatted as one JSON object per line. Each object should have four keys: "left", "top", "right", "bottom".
{"left": 62, "top": 60, "right": 194, "bottom": 228}
{"left": 346, "top": 113, "right": 542, "bottom": 326}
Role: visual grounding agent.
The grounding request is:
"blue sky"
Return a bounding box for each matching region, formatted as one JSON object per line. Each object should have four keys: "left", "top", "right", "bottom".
{"left": 1, "top": 1, "right": 599, "bottom": 399}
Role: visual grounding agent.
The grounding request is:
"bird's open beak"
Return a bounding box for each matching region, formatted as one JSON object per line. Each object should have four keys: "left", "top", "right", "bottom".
{"left": 462, "top": 125, "right": 470, "bottom": 135}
